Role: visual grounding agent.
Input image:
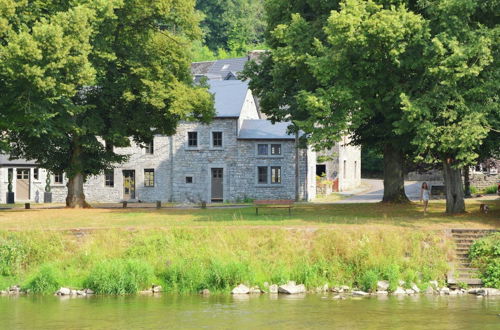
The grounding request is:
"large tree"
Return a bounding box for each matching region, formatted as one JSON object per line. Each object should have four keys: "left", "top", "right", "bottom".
{"left": 243, "top": 0, "right": 420, "bottom": 202}
{"left": 398, "top": 0, "right": 499, "bottom": 213}
{"left": 0, "top": 0, "right": 214, "bottom": 207}
{"left": 196, "top": 0, "right": 265, "bottom": 53}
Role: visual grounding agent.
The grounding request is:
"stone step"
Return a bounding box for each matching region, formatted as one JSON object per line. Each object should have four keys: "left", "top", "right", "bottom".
{"left": 451, "top": 229, "right": 497, "bottom": 234}
{"left": 453, "top": 239, "right": 475, "bottom": 244}
{"left": 448, "top": 277, "right": 483, "bottom": 286}
{"left": 456, "top": 267, "right": 479, "bottom": 272}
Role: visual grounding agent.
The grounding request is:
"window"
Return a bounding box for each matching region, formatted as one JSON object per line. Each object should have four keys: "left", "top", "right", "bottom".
{"left": 33, "top": 168, "right": 39, "bottom": 180}
{"left": 144, "top": 169, "right": 155, "bottom": 187}
{"left": 257, "top": 144, "right": 268, "bottom": 155}
{"left": 185, "top": 176, "right": 193, "bottom": 184}
{"left": 144, "top": 141, "right": 154, "bottom": 154}
{"left": 343, "top": 160, "right": 347, "bottom": 179}
{"left": 257, "top": 166, "right": 268, "bottom": 184}
{"left": 271, "top": 166, "right": 282, "bottom": 184}
{"left": 105, "top": 169, "right": 114, "bottom": 187}
{"left": 271, "top": 144, "right": 281, "bottom": 155}
{"left": 188, "top": 132, "right": 198, "bottom": 147}
{"left": 54, "top": 172, "right": 63, "bottom": 184}
{"left": 354, "top": 161, "right": 357, "bottom": 179}
{"left": 212, "top": 132, "right": 223, "bottom": 148}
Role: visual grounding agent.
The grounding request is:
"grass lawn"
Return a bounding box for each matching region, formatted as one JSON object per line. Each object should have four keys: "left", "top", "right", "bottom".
{"left": 0, "top": 198, "right": 498, "bottom": 231}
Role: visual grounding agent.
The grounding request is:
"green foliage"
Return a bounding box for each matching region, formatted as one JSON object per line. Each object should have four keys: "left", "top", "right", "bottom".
{"left": 0, "top": 236, "right": 28, "bottom": 276}
{"left": 483, "top": 185, "right": 499, "bottom": 194}
{"left": 196, "top": 0, "right": 265, "bottom": 52}
{"left": 469, "top": 186, "right": 479, "bottom": 194}
{"left": 470, "top": 233, "right": 500, "bottom": 288}
{"left": 398, "top": 0, "right": 498, "bottom": 167}
{"left": 0, "top": 228, "right": 451, "bottom": 294}
{"left": 470, "top": 233, "right": 500, "bottom": 261}
{"left": 482, "top": 259, "right": 500, "bottom": 288}
{"left": 382, "top": 264, "right": 401, "bottom": 291}
{"left": 362, "top": 146, "right": 384, "bottom": 178}
{"left": 359, "top": 269, "right": 378, "bottom": 292}
{"left": 84, "top": 259, "right": 154, "bottom": 294}
{"left": 24, "top": 264, "right": 61, "bottom": 294}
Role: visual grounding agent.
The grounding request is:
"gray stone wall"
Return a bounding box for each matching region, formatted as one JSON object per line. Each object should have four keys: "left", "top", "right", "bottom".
{"left": 1, "top": 119, "right": 319, "bottom": 204}
{"left": 471, "top": 173, "right": 499, "bottom": 190}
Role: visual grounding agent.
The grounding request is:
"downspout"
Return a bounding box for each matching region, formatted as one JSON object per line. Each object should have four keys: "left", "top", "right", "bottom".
{"left": 169, "top": 135, "right": 174, "bottom": 203}
{"left": 295, "top": 131, "right": 300, "bottom": 201}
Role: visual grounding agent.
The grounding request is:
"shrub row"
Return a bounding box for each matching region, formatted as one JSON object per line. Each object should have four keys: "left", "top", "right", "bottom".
{"left": 0, "top": 228, "right": 450, "bottom": 294}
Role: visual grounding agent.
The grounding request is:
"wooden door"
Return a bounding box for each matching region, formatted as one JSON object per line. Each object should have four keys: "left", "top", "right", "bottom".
{"left": 211, "top": 168, "right": 223, "bottom": 202}
{"left": 123, "top": 170, "right": 136, "bottom": 200}
{"left": 16, "top": 169, "right": 30, "bottom": 200}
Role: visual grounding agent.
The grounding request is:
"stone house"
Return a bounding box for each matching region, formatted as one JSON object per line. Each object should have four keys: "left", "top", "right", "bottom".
{"left": 0, "top": 56, "right": 361, "bottom": 204}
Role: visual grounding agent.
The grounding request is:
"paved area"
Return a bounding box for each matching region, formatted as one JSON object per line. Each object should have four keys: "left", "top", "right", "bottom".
{"left": 333, "top": 179, "right": 443, "bottom": 203}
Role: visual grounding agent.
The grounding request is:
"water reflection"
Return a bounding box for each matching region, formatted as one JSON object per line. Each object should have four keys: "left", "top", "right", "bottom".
{"left": 0, "top": 294, "right": 499, "bottom": 329}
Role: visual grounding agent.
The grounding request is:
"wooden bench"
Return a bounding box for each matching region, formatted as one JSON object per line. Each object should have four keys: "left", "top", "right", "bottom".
{"left": 430, "top": 185, "right": 446, "bottom": 198}
{"left": 254, "top": 200, "right": 294, "bottom": 215}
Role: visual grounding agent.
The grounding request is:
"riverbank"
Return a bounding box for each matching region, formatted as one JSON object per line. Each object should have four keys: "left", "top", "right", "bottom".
{"left": 0, "top": 227, "right": 452, "bottom": 295}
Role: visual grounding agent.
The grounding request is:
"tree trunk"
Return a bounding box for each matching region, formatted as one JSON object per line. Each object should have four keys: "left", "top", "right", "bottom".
{"left": 442, "top": 158, "right": 465, "bottom": 214}
{"left": 65, "top": 141, "right": 90, "bottom": 208}
{"left": 463, "top": 166, "right": 471, "bottom": 198}
{"left": 382, "top": 143, "right": 409, "bottom": 203}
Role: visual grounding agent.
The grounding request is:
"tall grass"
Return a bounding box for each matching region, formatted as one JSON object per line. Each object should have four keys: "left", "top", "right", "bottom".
{"left": 84, "top": 259, "right": 154, "bottom": 294}
{"left": 24, "top": 264, "right": 61, "bottom": 294}
{"left": 0, "top": 228, "right": 451, "bottom": 294}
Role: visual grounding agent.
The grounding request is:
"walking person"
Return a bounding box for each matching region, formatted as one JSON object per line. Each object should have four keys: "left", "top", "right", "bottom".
{"left": 420, "top": 182, "right": 430, "bottom": 215}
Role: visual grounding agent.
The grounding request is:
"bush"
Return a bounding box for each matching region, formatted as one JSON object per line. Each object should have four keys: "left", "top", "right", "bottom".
{"left": 483, "top": 185, "right": 499, "bottom": 194}
{"left": 24, "top": 264, "right": 61, "bottom": 294}
{"left": 84, "top": 259, "right": 154, "bottom": 294}
{"left": 359, "top": 270, "right": 378, "bottom": 292}
{"left": 382, "top": 264, "right": 400, "bottom": 291}
{"left": 482, "top": 259, "right": 500, "bottom": 288}
{"left": 470, "top": 233, "right": 500, "bottom": 261}
{"left": 0, "top": 236, "right": 28, "bottom": 276}
{"left": 470, "top": 233, "right": 500, "bottom": 288}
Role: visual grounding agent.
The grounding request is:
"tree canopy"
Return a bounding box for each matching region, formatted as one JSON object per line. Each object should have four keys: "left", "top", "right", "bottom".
{"left": 0, "top": 0, "right": 214, "bottom": 207}
{"left": 244, "top": 0, "right": 499, "bottom": 213}
{"left": 193, "top": 0, "right": 266, "bottom": 59}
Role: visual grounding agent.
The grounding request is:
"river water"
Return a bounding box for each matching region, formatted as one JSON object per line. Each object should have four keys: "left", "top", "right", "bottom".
{"left": 1, "top": 294, "right": 499, "bottom": 329}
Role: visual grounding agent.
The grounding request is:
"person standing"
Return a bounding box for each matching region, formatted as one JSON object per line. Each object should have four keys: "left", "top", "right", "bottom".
{"left": 420, "top": 182, "right": 430, "bottom": 215}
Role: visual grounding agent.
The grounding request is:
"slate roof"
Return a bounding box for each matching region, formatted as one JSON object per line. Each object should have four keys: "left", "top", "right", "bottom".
{"left": 206, "top": 57, "right": 248, "bottom": 80}
{"left": 238, "top": 120, "right": 294, "bottom": 140}
{"left": 191, "top": 61, "right": 215, "bottom": 76}
{"left": 209, "top": 80, "right": 249, "bottom": 118}
{"left": 0, "top": 154, "right": 36, "bottom": 167}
